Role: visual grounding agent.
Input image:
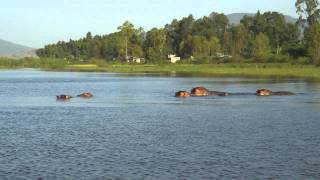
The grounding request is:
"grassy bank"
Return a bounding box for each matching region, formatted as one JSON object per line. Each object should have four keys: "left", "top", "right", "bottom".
{"left": 57, "top": 63, "right": 320, "bottom": 80}
{"left": 1, "top": 57, "right": 320, "bottom": 80}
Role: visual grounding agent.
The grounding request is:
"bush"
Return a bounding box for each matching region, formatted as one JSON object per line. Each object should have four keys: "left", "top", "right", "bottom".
{"left": 0, "top": 57, "right": 23, "bottom": 67}
{"left": 267, "top": 54, "right": 291, "bottom": 63}
{"left": 292, "top": 57, "right": 312, "bottom": 65}
{"left": 94, "top": 59, "right": 108, "bottom": 67}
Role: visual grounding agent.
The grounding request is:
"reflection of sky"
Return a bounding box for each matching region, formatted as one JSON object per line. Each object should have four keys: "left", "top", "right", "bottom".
{"left": 0, "top": 0, "right": 297, "bottom": 48}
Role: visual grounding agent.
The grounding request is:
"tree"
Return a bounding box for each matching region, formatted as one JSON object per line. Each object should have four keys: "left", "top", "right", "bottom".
{"left": 191, "top": 36, "right": 210, "bottom": 57}
{"left": 305, "top": 23, "right": 320, "bottom": 64}
{"left": 100, "top": 32, "right": 125, "bottom": 60}
{"left": 172, "top": 15, "right": 194, "bottom": 56}
{"left": 231, "top": 24, "right": 248, "bottom": 56}
{"left": 118, "top": 21, "right": 135, "bottom": 60}
{"left": 208, "top": 13, "right": 229, "bottom": 39}
{"left": 253, "top": 33, "right": 271, "bottom": 58}
{"left": 144, "top": 28, "right": 167, "bottom": 63}
{"left": 131, "top": 44, "right": 144, "bottom": 58}
{"left": 208, "top": 37, "right": 221, "bottom": 56}
{"left": 296, "top": 0, "right": 320, "bottom": 26}
{"left": 36, "top": 9, "right": 306, "bottom": 64}
{"left": 86, "top": 32, "right": 93, "bottom": 40}
{"left": 179, "top": 35, "right": 193, "bottom": 58}
{"left": 262, "top": 12, "right": 288, "bottom": 54}
{"left": 238, "top": 11, "right": 298, "bottom": 56}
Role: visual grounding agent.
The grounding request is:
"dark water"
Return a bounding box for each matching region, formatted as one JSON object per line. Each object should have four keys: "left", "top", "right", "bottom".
{"left": 0, "top": 69, "right": 320, "bottom": 179}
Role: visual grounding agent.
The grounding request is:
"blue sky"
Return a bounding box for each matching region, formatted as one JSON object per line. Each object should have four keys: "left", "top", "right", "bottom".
{"left": 0, "top": 0, "right": 297, "bottom": 48}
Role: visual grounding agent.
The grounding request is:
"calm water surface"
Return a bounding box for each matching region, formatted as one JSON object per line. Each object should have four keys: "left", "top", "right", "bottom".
{"left": 0, "top": 69, "right": 320, "bottom": 179}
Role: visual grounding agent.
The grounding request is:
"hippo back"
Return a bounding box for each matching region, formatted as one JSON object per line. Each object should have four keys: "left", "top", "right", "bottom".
{"left": 191, "top": 87, "right": 210, "bottom": 96}
{"left": 271, "top": 91, "right": 295, "bottom": 96}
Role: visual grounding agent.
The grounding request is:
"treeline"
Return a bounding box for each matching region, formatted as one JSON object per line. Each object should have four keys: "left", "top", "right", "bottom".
{"left": 36, "top": 1, "right": 320, "bottom": 65}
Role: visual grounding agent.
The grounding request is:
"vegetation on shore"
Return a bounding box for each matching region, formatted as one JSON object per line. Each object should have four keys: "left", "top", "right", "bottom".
{"left": 2, "top": 57, "right": 319, "bottom": 80}
{"left": 35, "top": 0, "right": 320, "bottom": 66}
{"left": 62, "top": 63, "right": 320, "bottom": 80}
{"left": 0, "top": 57, "right": 67, "bottom": 69}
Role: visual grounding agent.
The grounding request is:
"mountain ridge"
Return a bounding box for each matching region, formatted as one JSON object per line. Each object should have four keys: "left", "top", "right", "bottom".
{"left": 0, "top": 39, "right": 36, "bottom": 58}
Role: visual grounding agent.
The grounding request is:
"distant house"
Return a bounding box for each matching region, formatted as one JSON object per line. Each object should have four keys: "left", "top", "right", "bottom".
{"left": 168, "top": 54, "right": 181, "bottom": 63}
{"left": 127, "top": 56, "right": 143, "bottom": 63}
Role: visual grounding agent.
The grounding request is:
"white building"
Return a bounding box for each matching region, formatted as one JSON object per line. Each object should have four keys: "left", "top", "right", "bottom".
{"left": 128, "top": 56, "right": 143, "bottom": 63}
{"left": 168, "top": 54, "right": 181, "bottom": 63}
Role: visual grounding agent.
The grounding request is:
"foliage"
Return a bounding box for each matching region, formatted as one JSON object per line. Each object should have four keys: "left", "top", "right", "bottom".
{"left": 296, "top": 0, "right": 320, "bottom": 26}
{"left": 0, "top": 57, "right": 68, "bottom": 69}
{"left": 144, "top": 28, "right": 167, "bottom": 63}
{"left": 35, "top": 7, "right": 316, "bottom": 65}
{"left": 305, "top": 23, "right": 320, "bottom": 65}
{"left": 253, "top": 33, "right": 271, "bottom": 59}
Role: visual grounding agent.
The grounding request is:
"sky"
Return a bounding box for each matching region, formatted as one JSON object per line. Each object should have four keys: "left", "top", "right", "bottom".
{"left": 0, "top": 0, "right": 298, "bottom": 48}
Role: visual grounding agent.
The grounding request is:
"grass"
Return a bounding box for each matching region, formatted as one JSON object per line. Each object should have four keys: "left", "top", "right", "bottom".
{"left": 68, "top": 64, "right": 98, "bottom": 68}
{"left": 1, "top": 57, "right": 320, "bottom": 80}
{"left": 60, "top": 63, "right": 320, "bottom": 80}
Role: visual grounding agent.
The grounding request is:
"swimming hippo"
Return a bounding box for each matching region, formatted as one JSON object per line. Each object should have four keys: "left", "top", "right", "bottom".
{"left": 77, "top": 92, "right": 93, "bottom": 98}
{"left": 56, "top": 95, "right": 73, "bottom": 100}
{"left": 256, "top": 89, "right": 272, "bottom": 96}
{"left": 256, "top": 89, "right": 295, "bottom": 96}
{"left": 175, "top": 91, "right": 191, "bottom": 98}
{"left": 190, "top": 87, "right": 229, "bottom": 96}
{"left": 190, "top": 87, "right": 210, "bottom": 96}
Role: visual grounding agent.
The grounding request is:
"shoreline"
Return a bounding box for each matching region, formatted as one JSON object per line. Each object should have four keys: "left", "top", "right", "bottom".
{"left": 1, "top": 63, "right": 320, "bottom": 81}
{"left": 54, "top": 64, "right": 320, "bottom": 81}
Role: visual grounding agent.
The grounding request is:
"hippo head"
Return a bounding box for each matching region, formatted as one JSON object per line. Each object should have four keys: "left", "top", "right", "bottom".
{"left": 175, "top": 91, "right": 190, "bottom": 98}
{"left": 78, "top": 92, "right": 93, "bottom": 98}
{"left": 191, "top": 87, "right": 210, "bottom": 96}
{"left": 256, "top": 89, "right": 272, "bottom": 96}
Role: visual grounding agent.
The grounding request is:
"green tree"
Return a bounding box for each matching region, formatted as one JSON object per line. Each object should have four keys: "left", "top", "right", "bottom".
{"left": 253, "top": 33, "right": 271, "bottom": 58}
{"left": 296, "top": 0, "right": 320, "bottom": 26}
{"left": 305, "top": 23, "right": 320, "bottom": 64}
{"left": 191, "top": 36, "right": 210, "bottom": 57}
{"left": 118, "top": 21, "right": 135, "bottom": 60}
{"left": 231, "top": 24, "right": 248, "bottom": 56}
{"left": 171, "top": 15, "right": 194, "bottom": 57}
{"left": 208, "top": 37, "right": 221, "bottom": 56}
{"left": 179, "top": 35, "right": 193, "bottom": 58}
{"left": 144, "top": 28, "right": 167, "bottom": 63}
{"left": 131, "top": 44, "right": 144, "bottom": 58}
{"left": 262, "top": 12, "right": 288, "bottom": 54}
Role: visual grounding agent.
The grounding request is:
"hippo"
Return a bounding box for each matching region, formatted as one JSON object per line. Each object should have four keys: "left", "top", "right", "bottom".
{"left": 77, "top": 92, "right": 93, "bottom": 98}
{"left": 190, "top": 87, "right": 229, "bottom": 97}
{"left": 175, "top": 91, "right": 191, "bottom": 98}
{"left": 256, "top": 89, "right": 272, "bottom": 96}
{"left": 190, "top": 87, "right": 210, "bottom": 96}
{"left": 256, "top": 89, "right": 295, "bottom": 96}
{"left": 56, "top": 95, "right": 73, "bottom": 100}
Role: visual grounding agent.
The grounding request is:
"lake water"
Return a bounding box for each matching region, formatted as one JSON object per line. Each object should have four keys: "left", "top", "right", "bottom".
{"left": 0, "top": 69, "right": 319, "bottom": 179}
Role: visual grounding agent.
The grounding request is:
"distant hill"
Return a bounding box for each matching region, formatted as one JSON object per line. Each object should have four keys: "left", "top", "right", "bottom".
{"left": 0, "top": 39, "right": 37, "bottom": 58}
{"left": 226, "top": 13, "right": 298, "bottom": 25}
